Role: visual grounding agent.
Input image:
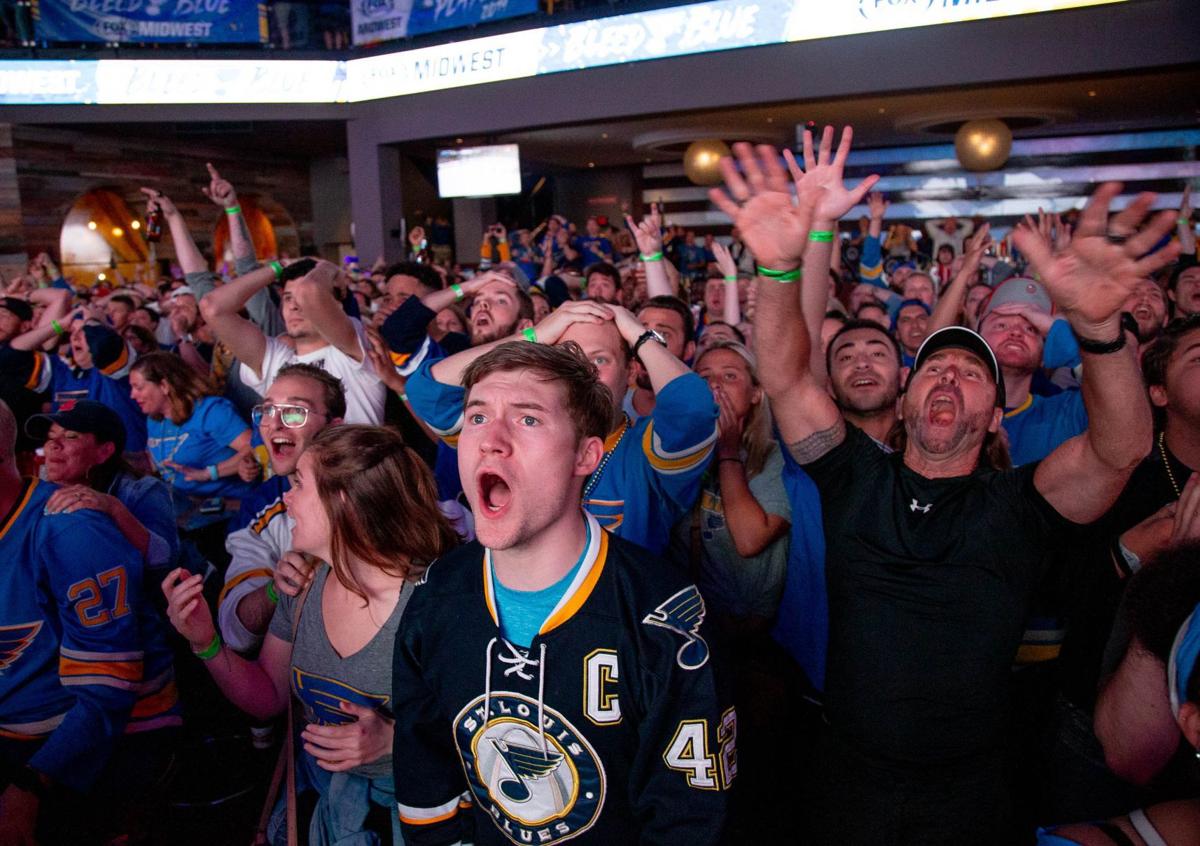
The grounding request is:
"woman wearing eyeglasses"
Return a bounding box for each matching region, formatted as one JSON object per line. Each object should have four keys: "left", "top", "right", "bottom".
{"left": 162, "top": 425, "right": 460, "bottom": 844}
{"left": 129, "top": 351, "right": 255, "bottom": 570}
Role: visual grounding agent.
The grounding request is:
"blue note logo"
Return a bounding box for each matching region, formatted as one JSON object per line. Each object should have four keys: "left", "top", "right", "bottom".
{"left": 360, "top": 0, "right": 395, "bottom": 13}
{"left": 643, "top": 586, "right": 709, "bottom": 670}
{"left": 455, "top": 692, "right": 605, "bottom": 843}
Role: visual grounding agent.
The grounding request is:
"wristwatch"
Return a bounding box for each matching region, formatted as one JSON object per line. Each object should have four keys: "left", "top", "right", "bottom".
{"left": 632, "top": 330, "right": 667, "bottom": 362}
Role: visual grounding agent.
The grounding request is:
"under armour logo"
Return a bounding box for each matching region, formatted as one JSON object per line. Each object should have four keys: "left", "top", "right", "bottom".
{"left": 910, "top": 499, "right": 931, "bottom": 513}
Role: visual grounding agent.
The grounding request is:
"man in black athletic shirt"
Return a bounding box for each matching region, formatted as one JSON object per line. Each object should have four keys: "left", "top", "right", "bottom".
{"left": 710, "top": 130, "right": 1180, "bottom": 844}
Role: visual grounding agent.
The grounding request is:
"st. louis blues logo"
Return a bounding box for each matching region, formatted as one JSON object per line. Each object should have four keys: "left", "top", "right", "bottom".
{"left": 0, "top": 622, "right": 42, "bottom": 674}
{"left": 643, "top": 586, "right": 709, "bottom": 670}
{"left": 291, "top": 667, "right": 390, "bottom": 725}
{"left": 455, "top": 692, "right": 605, "bottom": 844}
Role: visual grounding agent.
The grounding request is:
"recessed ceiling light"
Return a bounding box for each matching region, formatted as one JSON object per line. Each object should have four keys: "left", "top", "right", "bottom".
{"left": 766, "top": 117, "right": 774, "bottom": 124}
{"left": 455, "top": 137, "right": 463, "bottom": 144}
{"left": 601, "top": 132, "right": 608, "bottom": 139}
{"left": 1087, "top": 90, "right": 1096, "bottom": 97}
{"left": 588, "top": 162, "right": 595, "bottom": 168}
{"left": 878, "top": 107, "right": 886, "bottom": 114}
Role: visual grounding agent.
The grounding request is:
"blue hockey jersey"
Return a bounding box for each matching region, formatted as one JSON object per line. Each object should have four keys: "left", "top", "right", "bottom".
{"left": 0, "top": 478, "right": 180, "bottom": 791}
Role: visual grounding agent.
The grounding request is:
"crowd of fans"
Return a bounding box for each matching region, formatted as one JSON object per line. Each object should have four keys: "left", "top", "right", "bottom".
{"left": 1, "top": 130, "right": 1200, "bottom": 846}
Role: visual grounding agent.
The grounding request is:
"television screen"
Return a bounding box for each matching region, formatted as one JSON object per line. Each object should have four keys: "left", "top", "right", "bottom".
{"left": 437, "top": 144, "right": 521, "bottom": 198}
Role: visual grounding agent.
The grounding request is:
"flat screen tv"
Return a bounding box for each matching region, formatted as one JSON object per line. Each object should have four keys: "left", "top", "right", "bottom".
{"left": 437, "top": 144, "right": 521, "bottom": 198}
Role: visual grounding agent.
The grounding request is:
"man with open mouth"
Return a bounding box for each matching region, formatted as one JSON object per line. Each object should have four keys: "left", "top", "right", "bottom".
{"left": 216, "top": 363, "right": 346, "bottom": 653}
{"left": 404, "top": 293, "right": 717, "bottom": 556}
{"left": 712, "top": 134, "right": 1177, "bottom": 843}
{"left": 392, "top": 341, "right": 732, "bottom": 846}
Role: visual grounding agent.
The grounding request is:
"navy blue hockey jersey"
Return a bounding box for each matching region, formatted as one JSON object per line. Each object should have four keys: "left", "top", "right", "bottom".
{"left": 393, "top": 512, "right": 734, "bottom": 845}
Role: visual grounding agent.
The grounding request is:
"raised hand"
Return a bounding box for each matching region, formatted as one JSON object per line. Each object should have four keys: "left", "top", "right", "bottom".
{"left": 1014, "top": 183, "right": 1179, "bottom": 336}
{"left": 624, "top": 203, "right": 664, "bottom": 256}
{"left": 867, "top": 191, "right": 888, "bottom": 221}
{"left": 964, "top": 222, "right": 992, "bottom": 261}
{"left": 201, "top": 163, "right": 238, "bottom": 209}
{"left": 711, "top": 242, "right": 737, "bottom": 279}
{"left": 782, "top": 125, "right": 880, "bottom": 226}
{"left": 139, "top": 187, "right": 179, "bottom": 218}
{"left": 709, "top": 143, "right": 817, "bottom": 271}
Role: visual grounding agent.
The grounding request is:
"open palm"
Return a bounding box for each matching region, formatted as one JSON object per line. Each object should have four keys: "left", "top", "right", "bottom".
{"left": 783, "top": 125, "right": 879, "bottom": 224}
{"left": 1015, "top": 183, "right": 1178, "bottom": 332}
{"left": 709, "top": 143, "right": 815, "bottom": 270}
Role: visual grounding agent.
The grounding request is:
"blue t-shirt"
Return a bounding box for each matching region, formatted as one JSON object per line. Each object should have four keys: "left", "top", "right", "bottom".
{"left": 1003, "top": 389, "right": 1088, "bottom": 467}
{"left": 147, "top": 395, "right": 255, "bottom": 502}
{"left": 490, "top": 522, "right": 591, "bottom": 648}
{"left": 574, "top": 235, "right": 613, "bottom": 267}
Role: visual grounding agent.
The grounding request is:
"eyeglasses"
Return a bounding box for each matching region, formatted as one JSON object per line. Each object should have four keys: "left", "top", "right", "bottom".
{"left": 251, "top": 403, "right": 326, "bottom": 429}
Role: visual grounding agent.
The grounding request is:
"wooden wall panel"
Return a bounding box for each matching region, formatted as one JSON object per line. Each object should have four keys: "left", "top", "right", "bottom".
{"left": 8, "top": 125, "right": 316, "bottom": 284}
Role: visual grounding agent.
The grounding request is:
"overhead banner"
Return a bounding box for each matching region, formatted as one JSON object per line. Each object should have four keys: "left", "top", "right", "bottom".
{"left": 351, "top": 0, "right": 539, "bottom": 46}
{"left": 2, "top": 0, "right": 1130, "bottom": 104}
{"left": 34, "top": 0, "right": 265, "bottom": 45}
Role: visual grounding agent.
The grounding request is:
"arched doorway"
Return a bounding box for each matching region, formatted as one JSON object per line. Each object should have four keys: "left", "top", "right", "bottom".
{"left": 59, "top": 188, "right": 150, "bottom": 287}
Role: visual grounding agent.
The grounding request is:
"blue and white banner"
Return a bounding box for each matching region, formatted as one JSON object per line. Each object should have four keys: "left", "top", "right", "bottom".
{"left": 2, "top": 0, "right": 1129, "bottom": 104}
{"left": 408, "top": 0, "right": 539, "bottom": 38}
{"left": 352, "top": 0, "right": 538, "bottom": 45}
{"left": 34, "top": 0, "right": 264, "bottom": 45}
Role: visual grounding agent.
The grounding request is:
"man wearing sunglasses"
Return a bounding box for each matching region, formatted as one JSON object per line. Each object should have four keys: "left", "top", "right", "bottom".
{"left": 217, "top": 363, "right": 346, "bottom": 653}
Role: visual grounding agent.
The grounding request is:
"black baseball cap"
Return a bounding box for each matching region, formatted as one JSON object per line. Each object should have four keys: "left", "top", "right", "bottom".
{"left": 26, "top": 400, "right": 127, "bottom": 455}
{"left": 0, "top": 297, "right": 33, "bottom": 322}
{"left": 907, "top": 326, "right": 1005, "bottom": 409}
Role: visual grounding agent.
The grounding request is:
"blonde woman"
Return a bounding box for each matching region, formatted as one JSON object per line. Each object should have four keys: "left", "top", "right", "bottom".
{"left": 678, "top": 340, "right": 790, "bottom": 634}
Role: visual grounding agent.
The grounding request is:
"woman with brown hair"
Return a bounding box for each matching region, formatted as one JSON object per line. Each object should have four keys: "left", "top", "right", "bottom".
{"left": 129, "top": 351, "right": 254, "bottom": 568}
{"left": 162, "top": 425, "right": 459, "bottom": 844}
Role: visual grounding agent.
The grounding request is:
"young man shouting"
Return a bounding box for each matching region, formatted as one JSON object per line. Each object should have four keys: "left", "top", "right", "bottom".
{"left": 392, "top": 342, "right": 732, "bottom": 846}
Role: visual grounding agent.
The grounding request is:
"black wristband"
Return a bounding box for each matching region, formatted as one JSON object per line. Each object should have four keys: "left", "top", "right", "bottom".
{"left": 1072, "top": 314, "right": 1132, "bottom": 356}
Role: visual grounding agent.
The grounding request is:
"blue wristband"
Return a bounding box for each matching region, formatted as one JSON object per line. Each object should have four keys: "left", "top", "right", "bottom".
{"left": 207, "top": 465, "right": 219, "bottom": 481}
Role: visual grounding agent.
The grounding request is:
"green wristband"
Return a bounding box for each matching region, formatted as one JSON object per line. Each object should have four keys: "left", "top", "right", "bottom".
{"left": 269, "top": 260, "right": 284, "bottom": 280}
{"left": 450, "top": 282, "right": 464, "bottom": 301}
{"left": 723, "top": 275, "right": 737, "bottom": 283}
{"left": 1181, "top": 217, "right": 1192, "bottom": 226}
{"left": 808, "top": 231, "right": 835, "bottom": 243}
{"left": 224, "top": 205, "right": 242, "bottom": 216}
{"left": 756, "top": 265, "right": 803, "bottom": 283}
{"left": 193, "top": 632, "right": 222, "bottom": 661}
{"left": 265, "top": 581, "right": 279, "bottom": 605}
{"left": 639, "top": 252, "right": 663, "bottom": 262}
{"left": 50, "top": 319, "right": 64, "bottom": 336}
{"left": 522, "top": 327, "right": 538, "bottom": 343}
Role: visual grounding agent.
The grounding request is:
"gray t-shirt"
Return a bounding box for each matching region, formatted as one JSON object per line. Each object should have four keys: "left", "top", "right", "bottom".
{"left": 269, "top": 565, "right": 410, "bottom": 779}
{"left": 674, "top": 443, "right": 791, "bottom": 619}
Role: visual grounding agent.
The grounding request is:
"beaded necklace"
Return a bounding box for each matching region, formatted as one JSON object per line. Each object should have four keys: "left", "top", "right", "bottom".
{"left": 1159, "top": 431, "right": 1182, "bottom": 498}
{"left": 583, "top": 417, "right": 629, "bottom": 501}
